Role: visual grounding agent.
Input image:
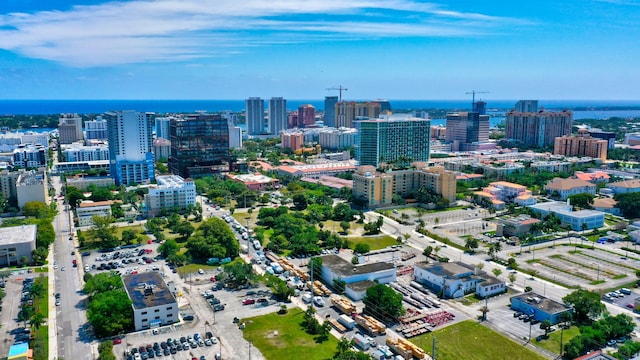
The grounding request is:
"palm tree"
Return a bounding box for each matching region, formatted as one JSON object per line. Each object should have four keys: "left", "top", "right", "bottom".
{"left": 29, "top": 312, "right": 45, "bottom": 330}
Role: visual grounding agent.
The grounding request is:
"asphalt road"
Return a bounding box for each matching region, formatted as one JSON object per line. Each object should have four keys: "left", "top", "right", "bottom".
{"left": 51, "top": 175, "right": 94, "bottom": 360}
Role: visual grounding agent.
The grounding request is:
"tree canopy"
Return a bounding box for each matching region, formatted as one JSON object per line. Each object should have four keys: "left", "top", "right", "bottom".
{"left": 562, "top": 289, "right": 606, "bottom": 324}
{"left": 186, "top": 217, "right": 239, "bottom": 261}
{"left": 363, "top": 284, "right": 405, "bottom": 322}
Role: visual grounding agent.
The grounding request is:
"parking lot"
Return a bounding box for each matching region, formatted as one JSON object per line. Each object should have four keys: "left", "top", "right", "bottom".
{"left": 0, "top": 271, "right": 41, "bottom": 357}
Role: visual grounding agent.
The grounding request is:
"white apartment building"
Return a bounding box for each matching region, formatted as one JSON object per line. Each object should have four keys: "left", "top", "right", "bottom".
{"left": 76, "top": 200, "right": 115, "bottom": 226}
{"left": 122, "top": 272, "right": 179, "bottom": 331}
{"left": 16, "top": 170, "right": 47, "bottom": 209}
{"left": 144, "top": 175, "right": 196, "bottom": 217}
{"left": 318, "top": 127, "right": 357, "bottom": 150}
{"left": 84, "top": 117, "right": 108, "bottom": 140}
{"left": 61, "top": 143, "right": 109, "bottom": 162}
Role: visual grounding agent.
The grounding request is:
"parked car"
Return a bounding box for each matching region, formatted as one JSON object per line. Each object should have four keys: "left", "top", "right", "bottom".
{"left": 242, "top": 298, "right": 255, "bottom": 305}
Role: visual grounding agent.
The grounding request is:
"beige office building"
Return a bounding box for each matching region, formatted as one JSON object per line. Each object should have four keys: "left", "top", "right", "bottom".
{"left": 553, "top": 129, "right": 608, "bottom": 161}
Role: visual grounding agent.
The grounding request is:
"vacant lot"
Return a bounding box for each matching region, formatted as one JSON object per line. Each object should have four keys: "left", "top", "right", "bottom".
{"left": 415, "top": 320, "right": 548, "bottom": 360}
{"left": 348, "top": 235, "right": 398, "bottom": 251}
{"left": 242, "top": 308, "right": 339, "bottom": 360}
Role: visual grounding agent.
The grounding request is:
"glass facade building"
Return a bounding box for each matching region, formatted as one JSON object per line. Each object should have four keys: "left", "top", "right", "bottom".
{"left": 355, "top": 116, "right": 431, "bottom": 168}
{"left": 168, "top": 114, "right": 229, "bottom": 178}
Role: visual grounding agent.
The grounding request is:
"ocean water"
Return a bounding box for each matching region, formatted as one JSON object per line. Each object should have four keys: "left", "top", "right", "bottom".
{"left": 1, "top": 99, "right": 639, "bottom": 121}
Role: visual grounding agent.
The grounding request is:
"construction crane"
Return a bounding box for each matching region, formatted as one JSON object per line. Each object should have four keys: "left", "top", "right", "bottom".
{"left": 465, "top": 90, "right": 489, "bottom": 108}
{"left": 327, "top": 86, "right": 348, "bottom": 102}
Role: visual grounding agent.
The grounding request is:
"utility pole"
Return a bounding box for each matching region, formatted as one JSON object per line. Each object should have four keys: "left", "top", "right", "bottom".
{"left": 326, "top": 86, "right": 349, "bottom": 102}
{"left": 432, "top": 337, "right": 436, "bottom": 360}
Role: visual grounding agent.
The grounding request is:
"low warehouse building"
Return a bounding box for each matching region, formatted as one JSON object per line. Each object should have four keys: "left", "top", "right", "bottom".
{"left": 318, "top": 254, "right": 396, "bottom": 300}
{"left": 510, "top": 292, "right": 572, "bottom": 325}
{"left": 0, "top": 224, "right": 36, "bottom": 267}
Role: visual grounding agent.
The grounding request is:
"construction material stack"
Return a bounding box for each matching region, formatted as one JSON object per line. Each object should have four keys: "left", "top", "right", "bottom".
{"left": 386, "top": 336, "right": 428, "bottom": 359}
{"left": 331, "top": 295, "right": 356, "bottom": 315}
{"left": 354, "top": 314, "right": 387, "bottom": 336}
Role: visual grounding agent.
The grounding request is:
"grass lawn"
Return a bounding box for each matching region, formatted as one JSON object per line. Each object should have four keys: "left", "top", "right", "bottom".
{"left": 32, "top": 325, "right": 48, "bottom": 360}
{"left": 35, "top": 276, "right": 48, "bottom": 317}
{"left": 177, "top": 264, "right": 220, "bottom": 276}
{"left": 457, "top": 294, "right": 482, "bottom": 306}
{"left": 534, "top": 326, "right": 580, "bottom": 356}
{"left": 348, "top": 235, "right": 398, "bottom": 251}
{"left": 242, "top": 308, "right": 339, "bottom": 360}
{"left": 414, "top": 320, "right": 547, "bottom": 360}
{"left": 233, "top": 211, "right": 259, "bottom": 227}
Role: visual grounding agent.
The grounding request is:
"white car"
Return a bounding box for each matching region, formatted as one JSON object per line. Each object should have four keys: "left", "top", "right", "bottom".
{"left": 313, "top": 296, "right": 325, "bottom": 307}
{"left": 198, "top": 269, "right": 204, "bottom": 274}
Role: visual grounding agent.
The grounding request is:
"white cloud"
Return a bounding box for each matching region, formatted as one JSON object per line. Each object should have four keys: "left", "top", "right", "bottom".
{"left": 0, "top": 0, "right": 526, "bottom": 67}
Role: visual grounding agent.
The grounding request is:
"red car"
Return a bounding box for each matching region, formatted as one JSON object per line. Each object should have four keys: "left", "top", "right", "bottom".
{"left": 210, "top": 277, "right": 216, "bottom": 282}
{"left": 242, "top": 298, "right": 255, "bottom": 305}
{"left": 113, "top": 338, "right": 122, "bottom": 344}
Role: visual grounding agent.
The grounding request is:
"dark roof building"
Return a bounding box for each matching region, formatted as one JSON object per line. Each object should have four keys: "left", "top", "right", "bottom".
{"left": 122, "top": 272, "right": 179, "bottom": 330}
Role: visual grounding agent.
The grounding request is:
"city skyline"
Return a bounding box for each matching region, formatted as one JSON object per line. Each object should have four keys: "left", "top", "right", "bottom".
{"left": 0, "top": 0, "right": 639, "bottom": 100}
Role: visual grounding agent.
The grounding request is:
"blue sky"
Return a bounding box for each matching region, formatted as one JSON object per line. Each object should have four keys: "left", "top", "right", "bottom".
{"left": 0, "top": 0, "right": 639, "bottom": 100}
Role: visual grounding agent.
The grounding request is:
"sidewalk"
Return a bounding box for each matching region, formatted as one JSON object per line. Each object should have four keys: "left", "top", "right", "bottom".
{"left": 47, "top": 246, "right": 58, "bottom": 360}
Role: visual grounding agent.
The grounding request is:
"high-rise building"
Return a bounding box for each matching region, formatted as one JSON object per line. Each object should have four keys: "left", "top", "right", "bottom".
{"left": 505, "top": 101, "right": 573, "bottom": 147}
{"left": 514, "top": 100, "right": 539, "bottom": 113}
{"left": 472, "top": 101, "right": 487, "bottom": 115}
{"left": 355, "top": 115, "right": 430, "bottom": 168}
{"left": 553, "top": 129, "right": 608, "bottom": 161}
{"left": 588, "top": 130, "right": 616, "bottom": 150}
{"left": 84, "top": 116, "right": 108, "bottom": 141}
{"left": 372, "top": 99, "right": 392, "bottom": 113}
{"left": 229, "top": 125, "right": 243, "bottom": 149}
{"left": 155, "top": 117, "right": 171, "bottom": 140}
{"left": 288, "top": 111, "right": 299, "bottom": 129}
{"left": 144, "top": 175, "right": 196, "bottom": 217}
{"left": 168, "top": 113, "right": 229, "bottom": 178}
{"left": 323, "top": 96, "right": 338, "bottom": 128}
{"left": 246, "top": 97, "right": 265, "bottom": 135}
{"left": 268, "top": 97, "right": 287, "bottom": 134}
{"left": 445, "top": 112, "right": 490, "bottom": 151}
{"left": 13, "top": 144, "right": 46, "bottom": 168}
{"left": 105, "top": 110, "right": 155, "bottom": 186}
{"left": 58, "top": 113, "right": 84, "bottom": 144}
{"left": 335, "top": 101, "right": 382, "bottom": 128}
{"left": 298, "top": 104, "right": 316, "bottom": 128}
{"left": 153, "top": 138, "right": 171, "bottom": 162}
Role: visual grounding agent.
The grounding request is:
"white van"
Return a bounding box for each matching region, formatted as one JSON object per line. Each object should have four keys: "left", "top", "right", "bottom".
{"left": 302, "top": 293, "right": 312, "bottom": 303}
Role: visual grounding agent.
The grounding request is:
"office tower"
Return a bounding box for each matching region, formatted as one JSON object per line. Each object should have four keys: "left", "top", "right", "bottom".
{"left": 58, "top": 113, "right": 84, "bottom": 144}
{"left": 246, "top": 97, "right": 265, "bottom": 135}
{"left": 355, "top": 115, "right": 430, "bottom": 168}
{"left": 514, "top": 100, "right": 539, "bottom": 113}
{"left": 335, "top": 101, "right": 382, "bottom": 128}
{"left": 288, "top": 111, "right": 299, "bottom": 129}
{"left": 472, "top": 101, "right": 487, "bottom": 115}
{"left": 588, "top": 130, "right": 616, "bottom": 149}
{"left": 155, "top": 117, "right": 171, "bottom": 140}
{"left": 105, "top": 110, "right": 155, "bottom": 186}
{"left": 268, "top": 97, "right": 287, "bottom": 135}
{"left": 445, "top": 112, "right": 490, "bottom": 151}
{"left": 298, "top": 104, "right": 316, "bottom": 128}
{"left": 553, "top": 129, "right": 608, "bottom": 161}
{"left": 324, "top": 96, "right": 338, "bottom": 128}
{"left": 372, "top": 99, "right": 392, "bottom": 113}
{"left": 505, "top": 101, "right": 573, "bottom": 147}
{"left": 84, "top": 116, "right": 108, "bottom": 140}
{"left": 168, "top": 113, "right": 229, "bottom": 178}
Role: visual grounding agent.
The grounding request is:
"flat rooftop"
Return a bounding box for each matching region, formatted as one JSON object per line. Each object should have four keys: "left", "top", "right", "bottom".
{"left": 0, "top": 224, "right": 36, "bottom": 246}
{"left": 346, "top": 280, "right": 378, "bottom": 292}
{"left": 320, "top": 254, "right": 394, "bottom": 277}
{"left": 415, "top": 261, "right": 474, "bottom": 278}
{"left": 122, "top": 272, "right": 177, "bottom": 310}
{"left": 511, "top": 292, "right": 571, "bottom": 315}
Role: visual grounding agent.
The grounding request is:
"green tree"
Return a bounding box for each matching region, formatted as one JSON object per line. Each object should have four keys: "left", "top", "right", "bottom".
{"left": 293, "top": 193, "right": 308, "bottom": 211}
{"left": 29, "top": 311, "right": 45, "bottom": 330}
{"left": 339, "top": 221, "right": 350, "bottom": 234}
{"left": 354, "top": 243, "right": 370, "bottom": 254}
{"left": 186, "top": 218, "right": 239, "bottom": 261}
{"left": 98, "top": 340, "right": 117, "bottom": 360}
{"left": 563, "top": 289, "right": 606, "bottom": 324}
{"left": 158, "top": 238, "right": 179, "bottom": 258}
{"left": 363, "top": 284, "right": 405, "bottom": 322}
{"left": 22, "top": 201, "right": 50, "bottom": 217}
{"left": 492, "top": 268, "right": 502, "bottom": 278}
{"left": 264, "top": 274, "right": 294, "bottom": 302}
{"left": 121, "top": 229, "right": 136, "bottom": 244}
{"left": 309, "top": 257, "right": 323, "bottom": 280}
{"left": 223, "top": 262, "right": 254, "bottom": 286}
{"left": 465, "top": 238, "right": 479, "bottom": 253}
{"left": 540, "top": 320, "right": 552, "bottom": 338}
{"left": 90, "top": 215, "right": 118, "bottom": 249}
{"left": 423, "top": 246, "right": 433, "bottom": 260}
{"left": 86, "top": 290, "right": 133, "bottom": 338}
{"left": 508, "top": 273, "right": 516, "bottom": 284}
{"left": 83, "top": 272, "right": 124, "bottom": 298}
{"left": 568, "top": 193, "right": 595, "bottom": 209}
